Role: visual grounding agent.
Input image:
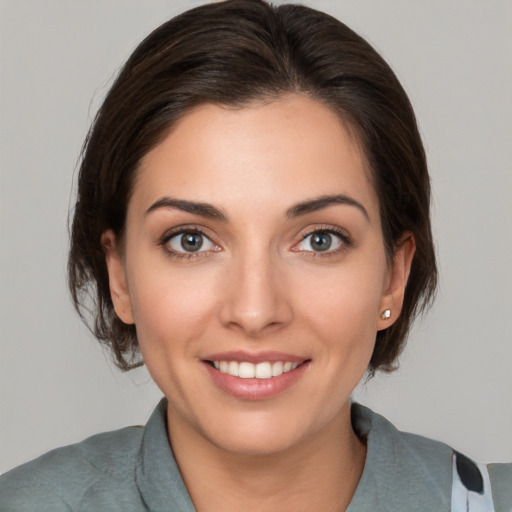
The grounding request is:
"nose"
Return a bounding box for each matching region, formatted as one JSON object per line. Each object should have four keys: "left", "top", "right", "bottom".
{"left": 218, "top": 249, "right": 293, "bottom": 337}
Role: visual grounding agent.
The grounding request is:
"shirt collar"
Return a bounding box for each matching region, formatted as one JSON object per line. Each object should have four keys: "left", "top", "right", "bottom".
{"left": 347, "top": 403, "right": 451, "bottom": 511}
{"left": 134, "top": 399, "right": 451, "bottom": 511}
{"left": 135, "top": 398, "right": 196, "bottom": 512}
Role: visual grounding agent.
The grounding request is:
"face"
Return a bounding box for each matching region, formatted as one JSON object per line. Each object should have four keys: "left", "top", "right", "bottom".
{"left": 104, "top": 96, "right": 413, "bottom": 456}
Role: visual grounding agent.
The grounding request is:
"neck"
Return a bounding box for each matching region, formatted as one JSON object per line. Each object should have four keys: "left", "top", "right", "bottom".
{"left": 167, "top": 403, "right": 366, "bottom": 512}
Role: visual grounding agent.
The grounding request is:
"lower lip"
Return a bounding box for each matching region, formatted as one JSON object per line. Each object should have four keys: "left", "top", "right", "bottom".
{"left": 203, "top": 361, "right": 310, "bottom": 401}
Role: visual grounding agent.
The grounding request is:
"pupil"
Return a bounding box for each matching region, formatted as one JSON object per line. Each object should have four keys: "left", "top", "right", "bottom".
{"left": 181, "top": 233, "right": 203, "bottom": 252}
{"left": 311, "top": 232, "right": 331, "bottom": 251}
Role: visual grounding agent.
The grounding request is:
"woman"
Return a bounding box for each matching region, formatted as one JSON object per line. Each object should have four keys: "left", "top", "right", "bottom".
{"left": 0, "top": 0, "right": 510, "bottom": 510}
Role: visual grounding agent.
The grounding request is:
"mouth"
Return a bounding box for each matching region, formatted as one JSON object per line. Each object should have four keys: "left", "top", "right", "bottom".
{"left": 202, "top": 353, "right": 310, "bottom": 400}
{"left": 202, "top": 350, "right": 312, "bottom": 401}
{"left": 206, "top": 360, "right": 303, "bottom": 379}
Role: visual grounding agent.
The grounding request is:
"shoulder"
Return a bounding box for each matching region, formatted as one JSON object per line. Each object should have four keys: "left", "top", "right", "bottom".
{"left": 488, "top": 462, "right": 512, "bottom": 511}
{"left": 0, "top": 425, "right": 144, "bottom": 511}
{"left": 351, "top": 403, "right": 512, "bottom": 511}
{"left": 393, "top": 415, "right": 512, "bottom": 508}
{"left": 352, "top": 402, "right": 455, "bottom": 467}
{"left": 351, "top": 402, "right": 453, "bottom": 508}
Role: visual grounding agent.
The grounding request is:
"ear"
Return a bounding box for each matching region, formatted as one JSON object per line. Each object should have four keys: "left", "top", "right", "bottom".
{"left": 377, "top": 233, "right": 416, "bottom": 331}
{"left": 101, "top": 230, "right": 134, "bottom": 325}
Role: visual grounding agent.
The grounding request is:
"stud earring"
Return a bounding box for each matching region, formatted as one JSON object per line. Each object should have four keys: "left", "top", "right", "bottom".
{"left": 381, "top": 309, "right": 391, "bottom": 320}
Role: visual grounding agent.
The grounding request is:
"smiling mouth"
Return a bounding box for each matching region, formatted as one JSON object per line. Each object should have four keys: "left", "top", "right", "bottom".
{"left": 206, "top": 360, "right": 306, "bottom": 379}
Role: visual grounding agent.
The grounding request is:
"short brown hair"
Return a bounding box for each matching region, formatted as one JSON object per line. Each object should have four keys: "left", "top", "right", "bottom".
{"left": 68, "top": 0, "right": 437, "bottom": 373}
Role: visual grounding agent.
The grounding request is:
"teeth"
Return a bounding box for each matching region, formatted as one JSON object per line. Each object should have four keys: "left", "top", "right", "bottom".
{"left": 271, "top": 361, "right": 283, "bottom": 376}
{"left": 228, "top": 361, "right": 239, "bottom": 377}
{"left": 212, "top": 360, "right": 300, "bottom": 379}
{"left": 238, "top": 362, "right": 255, "bottom": 378}
{"left": 255, "top": 362, "right": 272, "bottom": 379}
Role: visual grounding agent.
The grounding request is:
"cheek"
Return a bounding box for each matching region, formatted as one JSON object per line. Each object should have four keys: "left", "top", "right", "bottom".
{"left": 293, "top": 257, "right": 387, "bottom": 357}
{"left": 127, "top": 262, "right": 220, "bottom": 356}
{"left": 300, "top": 262, "right": 385, "bottom": 323}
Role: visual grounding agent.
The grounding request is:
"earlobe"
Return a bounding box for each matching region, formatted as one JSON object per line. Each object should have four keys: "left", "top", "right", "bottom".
{"left": 101, "top": 230, "right": 135, "bottom": 325}
{"left": 377, "top": 233, "right": 416, "bottom": 331}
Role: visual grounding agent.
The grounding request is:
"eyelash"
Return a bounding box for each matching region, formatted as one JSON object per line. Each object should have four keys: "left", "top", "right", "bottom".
{"left": 294, "top": 226, "right": 352, "bottom": 257}
{"left": 158, "top": 225, "right": 352, "bottom": 261}
{"left": 158, "top": 227, "right": 219, "bottom": 260}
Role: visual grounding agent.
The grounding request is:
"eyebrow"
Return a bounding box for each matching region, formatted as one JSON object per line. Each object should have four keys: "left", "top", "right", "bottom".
{"left": 145, "top": 197, "right": 228, "bottom": 221}
{"left": 285, "top": 194, "right": 370, "bottom": 221}
{"left": 145, "top": 194, "right": 369, "bottom": 223}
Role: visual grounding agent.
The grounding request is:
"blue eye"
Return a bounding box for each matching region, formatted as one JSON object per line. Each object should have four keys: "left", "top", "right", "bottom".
{"left": 297, "top": 230, "right": 345, "bottom": 252}
{"left": 167, "top": 231, "right": 215, "bottom": 253}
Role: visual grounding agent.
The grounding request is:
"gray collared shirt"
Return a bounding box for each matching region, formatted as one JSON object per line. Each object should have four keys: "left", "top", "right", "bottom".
{"left": 1, "top": 399, "right": 510, "bottom": 511}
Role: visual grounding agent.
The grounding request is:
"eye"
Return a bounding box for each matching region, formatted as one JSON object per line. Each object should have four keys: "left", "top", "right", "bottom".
{"left": 167, "top": 230, "right": 216, "bottom": 253}
{"left": 296, "top": 230, "right": 346, "bottom": 253}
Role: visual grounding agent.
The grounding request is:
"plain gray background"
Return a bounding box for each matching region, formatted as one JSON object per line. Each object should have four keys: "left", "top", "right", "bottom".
{"left": 1, "top": 0, "right": 511, "bottom": 474}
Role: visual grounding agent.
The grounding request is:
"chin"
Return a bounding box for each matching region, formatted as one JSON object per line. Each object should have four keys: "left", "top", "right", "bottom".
{"left": 195, "top": 407, "right": 330, "bottom": 458}
{"left": 208, "top": 426, "right": 306, "bottom": 457}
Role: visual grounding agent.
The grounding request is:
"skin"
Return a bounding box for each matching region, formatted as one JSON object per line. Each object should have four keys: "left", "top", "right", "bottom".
{"left": 103, "top": 95, "right": 415, "bottom": 511}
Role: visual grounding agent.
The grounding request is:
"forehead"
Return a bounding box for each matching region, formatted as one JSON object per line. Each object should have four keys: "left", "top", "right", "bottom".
{"left": 132, "top": 95, "right": 378, "bottom": 219}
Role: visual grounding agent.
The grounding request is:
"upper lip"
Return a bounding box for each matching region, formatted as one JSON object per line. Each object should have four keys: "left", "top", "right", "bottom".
{"left": 202, "top": 351, "right": 308, "bottom": 364}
